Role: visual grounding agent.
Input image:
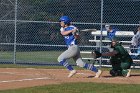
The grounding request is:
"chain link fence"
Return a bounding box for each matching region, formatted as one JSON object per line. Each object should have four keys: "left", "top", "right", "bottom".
{"left": 0, "top": 0, "right": 140, "bottom": 67}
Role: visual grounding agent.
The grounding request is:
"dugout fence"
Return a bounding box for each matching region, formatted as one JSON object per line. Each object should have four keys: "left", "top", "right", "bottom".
{"left": 0, "top": 0, "right": 140, "bottom": 68}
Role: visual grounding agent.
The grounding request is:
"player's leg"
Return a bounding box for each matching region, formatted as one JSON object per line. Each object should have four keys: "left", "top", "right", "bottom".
{"left": 110, "top": 61, "right": 122, "bottom": 77}
{"left": 58, "top": 53, "right": 74, "bottom": 71}
{"left": 110, "top": 69, "right": 122, "bottom": 77}
{"left": 73, "top": 50, "right": 102, "bottom": 78}
{"left": 57, "top": 45, "right": 79, "bottom": 77}
{"left": 121, "top": 62, "right": 131, "bottom": 77}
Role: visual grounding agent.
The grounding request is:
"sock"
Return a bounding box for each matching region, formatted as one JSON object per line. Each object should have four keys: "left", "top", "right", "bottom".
{"left": 83, "top": 63, "right": 98, "bottom": 72}
{"left": 59, "top": 61, "right": 74, "bottom": 71}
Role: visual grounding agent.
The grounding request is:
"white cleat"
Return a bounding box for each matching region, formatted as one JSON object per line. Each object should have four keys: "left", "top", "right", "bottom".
{"left": 126, "top": 69, "right": 131, "bottom": 77}
{"left": 68, "top": 70, "right": 77, "bottom": 78}
{"left": 95, "top": 70, "right": 102, "bottom": 78}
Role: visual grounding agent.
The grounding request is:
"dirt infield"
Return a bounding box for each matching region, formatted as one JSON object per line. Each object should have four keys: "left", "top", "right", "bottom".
{"left": 0, "top": 68, "right": 140, "bottom": 90}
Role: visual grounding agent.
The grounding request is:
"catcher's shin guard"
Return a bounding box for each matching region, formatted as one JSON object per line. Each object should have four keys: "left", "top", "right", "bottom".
{"left": 110, "top": 69, "right": 122, "bottom": 76}
{"left": 122, "top": 69, "right": 130, "bottom": 77}
{"left": 110, "top": 69, "right": 117, "bottom": 76}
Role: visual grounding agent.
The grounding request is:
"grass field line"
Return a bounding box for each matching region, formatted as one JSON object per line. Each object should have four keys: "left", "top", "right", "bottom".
{"left": 0, "top": 77, "right": 51, "bottom": 84}
{"left": 0, "top": 72, "right": 46, "bottom": 76}
{"left": 0, "top": 72, "right": 15, "bottom": 75}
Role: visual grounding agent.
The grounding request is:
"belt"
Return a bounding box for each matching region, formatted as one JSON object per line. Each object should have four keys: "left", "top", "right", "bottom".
{"left": 68, "top": 44, "right": 75, "bottom": 47}
{"left": 70, "top": 44, "right": 74, "bottom": 46}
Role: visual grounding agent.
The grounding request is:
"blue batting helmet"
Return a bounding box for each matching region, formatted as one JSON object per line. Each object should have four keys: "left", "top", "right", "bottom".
{"left": 59, "top": 16, "right": 71, "bottom": 25}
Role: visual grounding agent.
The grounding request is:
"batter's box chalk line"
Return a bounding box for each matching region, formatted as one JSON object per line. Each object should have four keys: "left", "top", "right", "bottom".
{"left": 0, "top": 77, "right": 51, "bottom": 83}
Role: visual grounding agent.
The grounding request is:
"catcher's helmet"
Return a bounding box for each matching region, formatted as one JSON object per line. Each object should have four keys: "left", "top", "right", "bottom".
{"left": 59, "top": 16, "right": 71, "bottom": 25}
{"left": 112, "top": 37, "right": 118, "bottom": 42}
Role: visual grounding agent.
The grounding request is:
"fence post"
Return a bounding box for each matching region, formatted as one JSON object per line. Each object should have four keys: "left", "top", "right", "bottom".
{"left": 14, "top": 0, "right": 18, "bottom": 64}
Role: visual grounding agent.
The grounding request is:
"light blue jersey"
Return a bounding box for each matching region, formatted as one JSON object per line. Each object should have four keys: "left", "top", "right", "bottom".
{"left": 61, "top": 25, "right": 78, "bottom": 47}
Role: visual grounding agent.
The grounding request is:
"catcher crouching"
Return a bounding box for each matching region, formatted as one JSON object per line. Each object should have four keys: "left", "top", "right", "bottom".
{"left": 92, "top": 37, "right": 133, "bottom": 77}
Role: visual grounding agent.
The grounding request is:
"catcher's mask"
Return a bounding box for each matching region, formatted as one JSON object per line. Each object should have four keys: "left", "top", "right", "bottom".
{"left": 111, "top": 37, "right": 120, "bottom": 48}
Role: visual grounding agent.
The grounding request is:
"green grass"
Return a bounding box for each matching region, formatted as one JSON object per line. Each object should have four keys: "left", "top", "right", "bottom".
{"left": 0, "top": 51, "right": 78, "bottom": 63}
{"left": 0, "top": 51, "right": 91, "bottom": 61}
{"left": 0, "top": 51, "right": 61, "bottom": 61}
{"left": 0, "top": 82, "right": 140, "bottom": 93}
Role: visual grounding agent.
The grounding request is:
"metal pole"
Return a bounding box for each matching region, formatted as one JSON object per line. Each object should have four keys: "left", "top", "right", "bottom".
{"left": 14, "top": 0, "right": 18, "bottom": 64}
{"left": 99, "top": 0, "right": 104, "bottom": 68}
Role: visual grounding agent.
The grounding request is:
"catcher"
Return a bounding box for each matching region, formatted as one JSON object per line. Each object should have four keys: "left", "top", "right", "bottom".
{"left": 92, "top": 37, "right": 133, "bottom": 77}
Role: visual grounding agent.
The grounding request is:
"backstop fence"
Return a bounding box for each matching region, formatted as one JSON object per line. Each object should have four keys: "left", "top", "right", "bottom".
{"left": 0, "top": 0, "right": 140, "bottom": 68}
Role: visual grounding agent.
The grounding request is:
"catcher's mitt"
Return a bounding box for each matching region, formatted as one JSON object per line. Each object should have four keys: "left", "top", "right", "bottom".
{"left": 91, "top": 50, "right": 102, "bottom": 59}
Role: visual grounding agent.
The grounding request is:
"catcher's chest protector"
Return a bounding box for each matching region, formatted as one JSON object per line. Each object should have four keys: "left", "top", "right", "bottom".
{"left": 113, "top": 45, "right": 132, "bottom": 63}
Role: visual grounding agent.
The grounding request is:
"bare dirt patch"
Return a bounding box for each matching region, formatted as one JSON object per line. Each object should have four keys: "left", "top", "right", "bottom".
{"left": 0, "top": 68, "right": 140, "bottom": 90}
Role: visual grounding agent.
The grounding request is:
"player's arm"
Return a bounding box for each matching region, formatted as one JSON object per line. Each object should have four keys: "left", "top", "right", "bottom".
{"left": 92, "top": 50, "right": 118, "bottom": 58}
{"left": 61, "top": 27, "right": 77, "bottom": 36}
{"left": 61, "top": 30, "right": 73, "bottom": 36}
{"left": 101, "top": 50, "right": 118, "bottom": 56}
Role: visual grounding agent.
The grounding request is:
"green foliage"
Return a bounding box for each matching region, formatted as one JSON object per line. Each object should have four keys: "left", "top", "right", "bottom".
{"left": 19, "top": 0, "right": 62, "bottom": 21}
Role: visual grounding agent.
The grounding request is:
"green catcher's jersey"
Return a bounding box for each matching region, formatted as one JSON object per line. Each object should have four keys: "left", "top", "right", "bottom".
{"left": 111, "top": 43, "right": 133, "bottom": 64}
